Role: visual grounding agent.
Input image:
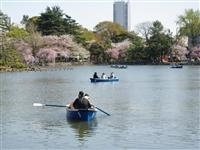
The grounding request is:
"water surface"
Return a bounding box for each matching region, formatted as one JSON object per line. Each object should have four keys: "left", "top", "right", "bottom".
{"left": 0, "top": 65, "right": 199, "bottom": 149}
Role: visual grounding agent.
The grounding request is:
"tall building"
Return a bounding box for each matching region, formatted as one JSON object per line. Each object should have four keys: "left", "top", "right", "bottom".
{"left": 113, "top": 0, "right": 130, "bottom": 31}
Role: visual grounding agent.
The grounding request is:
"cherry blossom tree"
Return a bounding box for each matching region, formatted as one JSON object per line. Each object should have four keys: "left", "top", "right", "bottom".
{"left": 36, "top": 48, "right": 57, "bottom": 63}
{"left": 190, "top": 44, "right": 200, "bottom": 61}
{"left": 106, "top": 48, "right": 120, "bottom": 60}
{"left": 171, "top": 45, "right": 188, "bottom": 61}
{"left": 14, "top": 34, "right": 89, "bottom": 65}
{"left": 105, "top": 40, "right": 131, "bottom": 62}
{"left": 42, "top": 35, "right": 72, "bottom": 47}
{"left": 14, "top": 41, "right": 35, "bottom": 64}
{"left": 171, "top": 36, "right": 188, "bottom": 61}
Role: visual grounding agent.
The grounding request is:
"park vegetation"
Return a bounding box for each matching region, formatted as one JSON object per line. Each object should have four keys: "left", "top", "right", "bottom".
{"left": 0, "top": 6, "right": 200, "bottom": 71}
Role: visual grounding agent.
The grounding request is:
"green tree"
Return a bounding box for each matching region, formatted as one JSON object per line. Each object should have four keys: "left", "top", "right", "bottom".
{"left": 136, "top": 21, "right": 152, "bottom": 43}
{"left": 88, "top": 42, "right": 105, "bottom": 64}
{"left": 0, "top": 45, "right": 25, "bottom": 68}
{"left": 126, "top": 34, "right": 146, "bottom": 63}
{"left": 94, "top": 21, "right": 127, "bottom": 47}
{"left": 37, "top": 6, "right": 80, "bottom": 36}
{"left": 147, "top": 21, "right": 173, "bottom": 63}
{"left": 0, "top": 12, "right": 25, "bottom": 69}
{"left": 176, "top": 9, "right": 200, "bottom": 46}
{"left": 6, "top": 26, "right": 29, "bottom": 40}
{"left": 63, "top": 14, "right": 80, "bottom": 35}
{"left": 127, "top": 45, "right": 147, "bottom": 64}
{"left": 37, "top": 6, "right": 65, "bottom": 35}
{"left": 0, "top": 10, "right": 11, "bottom": 32}
{"left": 20, "top": 15, "right": 29, "bottom": 25}
{"left": 76, "top": 27, "right": 96, "bottom": 47}
{"left": 24, "top": 16, "right": 39, "bottom": 33}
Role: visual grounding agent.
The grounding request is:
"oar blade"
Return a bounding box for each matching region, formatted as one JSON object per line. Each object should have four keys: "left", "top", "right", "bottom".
{"left": 33, "top": 103, "right": 44, "bottom": 107}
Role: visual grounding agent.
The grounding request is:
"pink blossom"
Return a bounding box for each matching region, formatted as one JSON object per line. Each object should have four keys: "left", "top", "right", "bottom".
{"left": 106, "top": 40, "right": 131, "bottom": 60}
{"left": 191, "top": 45, "right": 200, "bottom": 59}
{"left": 13, "top": 34, "right": 89, "bottom": 64}
{"left": 42, "top": 35, "right": 73, "bottom": 48}
{"left": 59, "top": 51, "right": 70, "bottom": 57}
{"left": 24, "top": 55, "right": 35, "bottom": 64}
{"left": 106, "top": 48, "right": 120, "bottom": 59}
{"left": 14, "top": 41, "right": 35, "bottom": 64}
{"left": 171, "top": 45, "right": 188, "bottom": 60}
{"left": 36, "top": 48, "right": 57, "bottom": 62}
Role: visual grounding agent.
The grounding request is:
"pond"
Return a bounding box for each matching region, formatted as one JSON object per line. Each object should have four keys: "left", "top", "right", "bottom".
{"left": 0, "top": 65, "right": 199, "bottom": 149}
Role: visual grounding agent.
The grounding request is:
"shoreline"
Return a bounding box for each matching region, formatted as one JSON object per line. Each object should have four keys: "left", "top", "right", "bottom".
{"left": 0, "top": 62, "right": 199, "bottom": 73}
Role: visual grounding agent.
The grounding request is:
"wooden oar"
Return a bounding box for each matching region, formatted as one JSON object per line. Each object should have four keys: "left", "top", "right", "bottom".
{"left": 93, "top": 106, "right": 111, "bottom": 116}
{"left": 33, "top": 103, "right": 69, "bottom": 107}
{"left": 33, "top": 103, "right": 110, "bottom": 116}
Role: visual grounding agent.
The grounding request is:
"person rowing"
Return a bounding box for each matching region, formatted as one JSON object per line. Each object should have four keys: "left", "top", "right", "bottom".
{"left": 69, "top": 91, "right": 92, "bottom": 109}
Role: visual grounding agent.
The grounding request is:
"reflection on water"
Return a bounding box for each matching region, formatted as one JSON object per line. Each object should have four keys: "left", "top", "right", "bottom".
{"left": 67, "top": 119, "right": 98, "bottom": 141}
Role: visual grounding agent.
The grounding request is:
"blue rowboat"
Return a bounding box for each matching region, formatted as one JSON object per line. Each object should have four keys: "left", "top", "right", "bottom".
{"left": 170, "top": 63, "right": 183, "bottom": 68}
{"left": 110, "top": 65, "right": 127, "bottom": 69}
{"left": 67, "top": 108, "right": 97, "bottom": 121}
{"left": 170, "top": 65, "right": 183, "bottom": 68}
{"left": 90, "top": 77, "right": 119, "bottom": 82}
{"left": 171, "top": 66, "right": 183, "bottom": 68}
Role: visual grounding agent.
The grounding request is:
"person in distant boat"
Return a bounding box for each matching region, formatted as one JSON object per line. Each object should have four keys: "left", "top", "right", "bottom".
{"left": 93, "top": 72, "right": 99, "bottom": 78}
{"left": 101, "top": 73, "right": 107, "bottom": 79}
{"left": 109, "top": 72, "right": 115, "bottom": 78}
{"left": 69, "top": 91, "right": 92, "bottom": 109}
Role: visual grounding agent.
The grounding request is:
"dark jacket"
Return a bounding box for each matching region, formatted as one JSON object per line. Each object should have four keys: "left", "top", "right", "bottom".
{"left": 93, "top": 73, "right": 99, "bottom": 78}
{"left": 73, "top": 98, "right": 92, "bottom": 109}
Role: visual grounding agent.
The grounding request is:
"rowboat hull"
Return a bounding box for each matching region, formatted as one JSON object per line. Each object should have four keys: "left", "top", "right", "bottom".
{"left": 170, "top": 63, "right": 183, "bottom": 68}
{"left": 90, "top": 78, "right": 119, "bottom": 82}
{"left": 110, "top": 65, "right": 127, "bottom": 69}
{"left": 67, "top": 108, "right": 97, "bottom": 121}
{"left": 170, "top": 65, "right": 183, "bottom": 68}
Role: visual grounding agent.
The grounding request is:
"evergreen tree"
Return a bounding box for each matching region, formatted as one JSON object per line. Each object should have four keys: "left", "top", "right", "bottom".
{"left": 147, "top": 21, "right": 173, "bottom": 63}
{"left": 37, "top": 6, "right": 80, "bottom": 37}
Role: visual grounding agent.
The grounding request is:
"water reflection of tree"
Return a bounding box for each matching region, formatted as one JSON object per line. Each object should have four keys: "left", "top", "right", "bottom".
{"left": 67, "top": 119, "right": 98, "bottom": 141}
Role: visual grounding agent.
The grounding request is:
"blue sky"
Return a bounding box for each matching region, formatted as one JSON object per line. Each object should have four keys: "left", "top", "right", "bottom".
{"left": 1, "top": 0, "right": 199, "bottom": 35}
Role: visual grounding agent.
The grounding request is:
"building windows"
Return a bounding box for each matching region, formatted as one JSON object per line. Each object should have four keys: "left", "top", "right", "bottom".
{"left": 113, "top": 0, "right": 130, "bottom": 31}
